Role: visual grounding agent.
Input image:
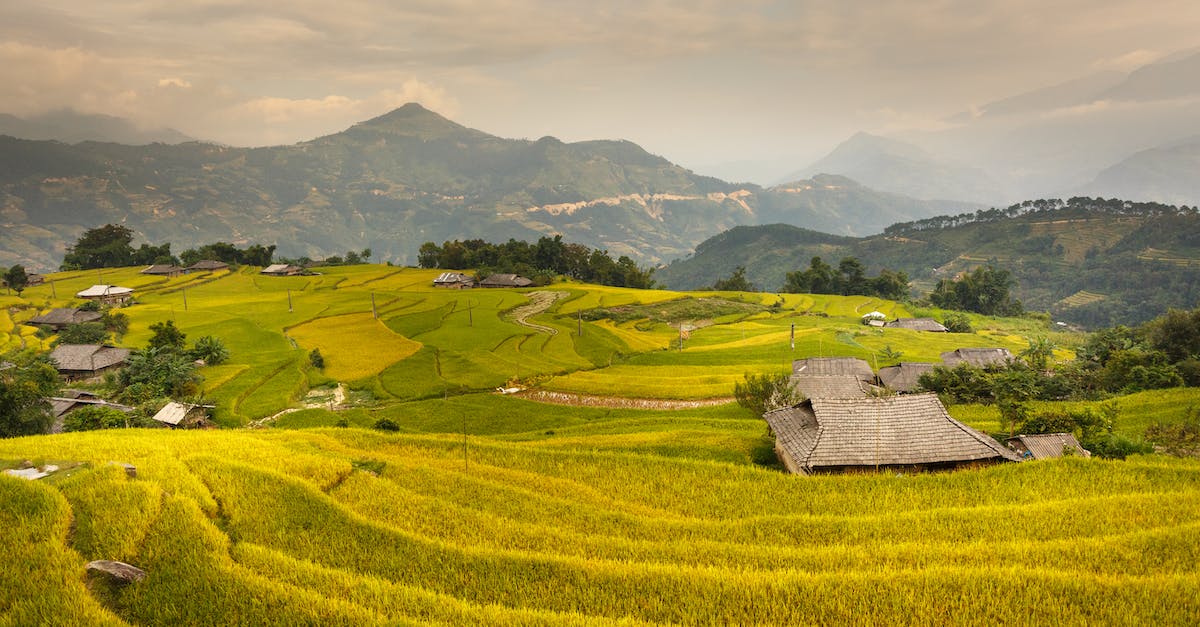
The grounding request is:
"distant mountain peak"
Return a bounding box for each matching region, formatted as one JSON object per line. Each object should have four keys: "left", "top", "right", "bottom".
{"left": 348, "top": 102, "right": 482, "bottom": 140}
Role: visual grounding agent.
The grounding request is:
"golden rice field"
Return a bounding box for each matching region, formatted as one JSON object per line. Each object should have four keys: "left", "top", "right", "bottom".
{"left": 4, "top": 264, "right": 1200, "bottom": 623}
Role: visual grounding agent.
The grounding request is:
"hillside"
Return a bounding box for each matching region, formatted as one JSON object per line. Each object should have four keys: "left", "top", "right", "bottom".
{"left": 0, "top": 109, "right": 194, "bottom": 145}
{"left": 658, "top": 198, "right": 1200, "bottom": 327}
{"left": 3, "top": 264, "right": 1200, "bottom": 623}
{"left": 0, "top": 104, "right": 969, "bottom": 271}
{"left": 1077, "top": 138, "right": 1200, "bottom": 206}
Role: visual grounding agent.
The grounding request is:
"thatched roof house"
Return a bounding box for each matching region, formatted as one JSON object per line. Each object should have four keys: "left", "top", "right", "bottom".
{"left": 763, "top": 393, "right": 1021, "bottom": 474}
{"left": 877, "top": 362, "right": 937, "bottom": 393}
{"left": 261, "top": 264, "right": 304, "bottom": 276}
{"left": 25, "top": 308, "right": 103, "bottom": 330}
{"left": 886, "top": 318, "right": 948, "bottom": 332}
{"left": 76, "top": 285, "right": 134, "bottom": 305}
{"left": 187, "top": 260, "right": 230, "bottom": 272}
{"left": 791, "top": 357, "right": 875, "bottom": 383}
{"left": 791, "top": 375, "right": 875, "bottom": 399}
{"left": 433, "top": 272, "right": 474, "bottom": 289}
{"left": 152, "top": 401, "right": 215, "bottom": 428}
{"left": 479, "top": 274, "right": 533, "bottom": 288}
{"left": 1006, "top": 433, "right": 1091, "bottom": 460}
{"left": 941, "top": 347, "right": 1015, "bottom": 369}
{"left": 48, "top": 344, "right": 131, "bottom": 379}
{"left": 141, "top": 264, "right": 184, "bottom": 277}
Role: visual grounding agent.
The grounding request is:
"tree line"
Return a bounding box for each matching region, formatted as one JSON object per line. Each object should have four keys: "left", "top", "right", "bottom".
{"left": 417, "top": 235, "right": 657, "bottom": 289}
{"left": 58, "top": 224, "right": 277, "bottom": 270}
{"left": 885, "top": 197, "right": 1196, "bottom": 235}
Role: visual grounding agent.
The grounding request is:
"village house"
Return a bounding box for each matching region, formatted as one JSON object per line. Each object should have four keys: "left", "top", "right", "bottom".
{"left": 479, "top": 273, "right": 534, "bottom": 288}
{"left": 48, "top": 390, "right": 135, "bottom": 433}
{"left": 140, "top": 264, "right": 185, "bottom": 277}
{"left": 792, "top": 375, "right": 876, "bottom": 399}
{"left": 941, "top": 347, "right": 1015, "bottom": 368}
{"left": 763, "top": 393, "right": 1021, "bottom": 475}
{"left": 75, "top": 285, "right": 134, "bottom": 305}
{"left": 791, "top": 357, "right": 875, "bottom": 383}
{"left": 1006, "top": 433, "right": 1091, "bottom": 460}
{"left": 26, "top": 274, "right": 45, "bottom": 286}
{"left": 877, "top": 362, "right": 937, "bottom": 393}
{"left": 24, "top": 308, "right": 103, "bottom": 331}
{"left": 152, "top": 401, "right": 215, "bottom": 428}
{"left": 433, "top": 271, "right": 475, "bottom": 289}
{"left": 886, "top": 318, "right": 949, "bottom": 332}
{"left": 48, "top": 344, "right": 132, "bottom": 380}
{"left": 186, "top": 260, "right": 230, "bottom": 273}
{"left": 261, "top": 264, "right": 304, "bottom": 276}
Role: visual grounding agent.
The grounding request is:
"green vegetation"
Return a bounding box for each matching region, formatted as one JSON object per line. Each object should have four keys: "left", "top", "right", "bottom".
{"left": 0, "top": 349, "right": 59, "bottom": 437}
{"left": 783, "top": 256, "right": 908, "bottom": 300}
{"left": 418, "top": 235, "right": 657, "bottom": 289}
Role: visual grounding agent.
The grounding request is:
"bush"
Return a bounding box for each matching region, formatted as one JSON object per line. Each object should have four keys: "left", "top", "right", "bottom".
{"left": 372, "top": 417, "right": 400, "bottom": 432}
{"left": 62, "top": 406, "right": 131, "bottom": 432}
{"left": 1145, "top": 408, "right": 1200, "bottom": 457}
{"left": 941, "top": 312, "right": 973, "bottom": 333}
{"left": 309, "top": 349, "right": 325, "bottom": 370}
{"left": 733, "top": 372, "right": 800, "bottom": 416}
{"left": 191, "top": 336, "right": 230, "bottom": 365}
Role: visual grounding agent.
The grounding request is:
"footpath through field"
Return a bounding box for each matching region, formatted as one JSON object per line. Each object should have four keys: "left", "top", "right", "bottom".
{"left": 515, "top": 389, "right": 735, "bottom": 410}
{"left": 508, "top": 290, "right": 568, "bottom": 334}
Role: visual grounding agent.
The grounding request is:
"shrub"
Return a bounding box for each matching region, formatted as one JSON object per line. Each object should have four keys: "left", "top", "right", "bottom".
{"left": 941, "top": 312, "right": 973, "bottom": 333}
{"left": 63, "top": 406, "right": 131, "bottom": 431}
{"left": 191, "top": 336, "right": 230, "bottom": 365}
{"left": 733, "top": 372, "right": 800, "bottom": 416}
{"left": 372, "top": 417, "right": 400, "bottom": 432}
{"left": 309, "top": 349, "right": 325, "bottom": 370}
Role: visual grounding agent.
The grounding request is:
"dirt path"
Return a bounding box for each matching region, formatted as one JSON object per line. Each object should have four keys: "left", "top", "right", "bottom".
{"left": 514, "top": 389, "right": 734, "bottom": 410}
{"left": 251, "top": 383, "right": 347, "bottom": 427}
{"left": 509, "top": 290, "right": 568, "bottom": 335}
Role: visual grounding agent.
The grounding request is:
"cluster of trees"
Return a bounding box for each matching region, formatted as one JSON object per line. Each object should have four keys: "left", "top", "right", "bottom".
{"left": 2, "top": 265, "right": 31, "bottom": 295}
{"left": 417, "top": 235, "right": 656, "bottom": 289}
{"left": 0, "top": 350, "right": 60, "bottom": 437}
{"left": 929, "top": 265, "right": 1024, "bottom": 317}
{"left": 886, "top": 197, "right": 1196, "bottom": 235}
{"left": 782, "top": 256, "right": 909, "bottom": 300}
{"left": 59, "top": 223, "right": 277, "bottom": 270}
{"left": 110, "top": 320, "right": 226, "bottom": 405}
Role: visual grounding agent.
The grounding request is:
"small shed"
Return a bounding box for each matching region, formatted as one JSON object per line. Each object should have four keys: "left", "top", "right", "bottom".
{"left": 886, "top": 318, "right": 948, "bottom": 332}
{"left": 261, "top": 264, "right": 304, "bottom": 276}
{"left": 141, "top": 264, "right": 184, "bottom": 277}
{"left": 877, "top": 362, "right": 937, "bottom": 393}
{"left": 791, "top": 375, "right": 875, "bottom": 399}
{"left": 48, "top": 344, "right": 131, "bottom": 380}
{"left": 791, "top": 357, "right": 875, "bottom": 384}
{"left": 26, "top": 274, "right": 45, "bottom": 286}
{"left": 763, "top": 393, "right": 1021, "bottom": 475}
{"left": 433, "top": 272, "right": 475, "bottom": 289}
{"left": 25, "top": 308, "right": 103, "bottom": 330}
{"left": 479, "top": 274, "right": 534, "bottom": 288}
{"left": 187, "top": 260, "right": 230, "bottom": 272}
{"left": 941, "top": 347, "right": 1015, "bottom": 369}
{"left": 152, "top": 401, "right": 215, "bottom": 428}
{"left": 1006, "top": 433, "right": 1091, "bottom": 460}
{"left": 76, "top": 285, "right": 134, "bottom": 305}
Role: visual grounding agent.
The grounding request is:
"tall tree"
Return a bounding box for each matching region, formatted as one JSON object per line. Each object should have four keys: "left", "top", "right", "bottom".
{"left": 3, "top": 265, "right": 28, "bottom": 296}
{"left": 60, "top": 224, "right": 135, "bottom": 270}
{"left": 0, "top": 350, "right": 60, "bottom": 438}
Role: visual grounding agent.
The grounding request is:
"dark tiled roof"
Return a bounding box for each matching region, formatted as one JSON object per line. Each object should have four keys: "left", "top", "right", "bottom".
{"left": 480, "top": 274, "right": 533, "bottom": 287}
{"left": 791, "top": 375, "right": 873, "bottom": 399}
{"left": 886, "top": 318, "right": 948, "bottom": 332}
{"left": 187, "top": 260, "right": 229, "bottom": 270}
{"left": 941, "top": 347, "right": 1015, "bottom": 368}
{"left": 764, "top": 393, "right": 1020, "bottom": 474}
{"left": 1007, "top": 433, "right": 1091, "bottom": 460}
{"left": 48, "top": 344, "right": 131, "bottom": 372}
{"left": 433, "top": 272, "right": 473, "bottom": 284}
{"left": 141, "top": 265, "right": 184, "bottom": 275}
{"left": 26, "top": 308, "right": 102, "bottom": 328}
{"left": 791, "top": 357, "right": 874, "bottom": 382}
{"left": 878, "top": 362, "right": 937, "bottom": 393}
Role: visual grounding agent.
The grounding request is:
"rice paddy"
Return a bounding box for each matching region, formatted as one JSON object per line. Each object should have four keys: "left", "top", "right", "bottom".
{"left": 3, "top": 264, "right": 1199, "bottom": 623}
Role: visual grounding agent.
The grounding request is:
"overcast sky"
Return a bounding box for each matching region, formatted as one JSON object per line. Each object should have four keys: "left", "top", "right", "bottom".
{"left": 3, "top": 1, "right": 1198, "bottom": 178}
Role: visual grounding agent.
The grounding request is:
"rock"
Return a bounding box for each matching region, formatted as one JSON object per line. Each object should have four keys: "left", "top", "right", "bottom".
{"left": 109, "top": 462, "right": 137, "bottom": 478}
{"left": 86, "top": 560, "right": 146, "bottom": 584}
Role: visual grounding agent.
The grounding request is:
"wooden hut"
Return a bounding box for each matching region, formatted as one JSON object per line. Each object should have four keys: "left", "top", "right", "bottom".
{"left": 75, "top": 285, "right": 134, "bottom": 305}
{"left": 941, "top": 347, "right": 1015, "bottom": 369}
{"left": 152, "top": 401, "right": 215, "bottom": 428}
{"left": 1006, "top": 433, "right": 1091, "bottom": 460}
{"left": 886, "top": 318, "right": 949, "bottom": 332}
{"left": 479, "top": 274, "right": 533, "bottom": 288}
{"left": 25, "top": 308, "right": 103, "bottom": 331}
{"left": 877, "top": 362, "right": 937, "bottom": 393}
{"left": 791, "top": 375, "right": 875, "bottom": 399}
{"left": 763, "top": 393, "right": 1020, "bottom": 475}
{"left": 140, "top": 264, "right": 185, "bottom": 277}
{"left": 187, "top": 260, "right": 230, "bottom": 272}
{"left": 791, "top": 357, "right": 875, "bottom": 383}
{"left": 433, "top": 272, "right": 475, "bottom": 289}
{"left": 48, "top": 344, "right": 131, "bottom": 380}
{"left": 261, "top": 264, "right": 304, "bottom": 276}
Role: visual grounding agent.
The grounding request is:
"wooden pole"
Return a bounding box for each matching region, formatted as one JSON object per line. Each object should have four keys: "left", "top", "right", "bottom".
{"left": 182, "top": 287, "right": 188, "bottom": 311}
{"left": 50, "top": 279, "right": 57, "bottom": 299}
{"left": 577, "top": 309, "right": 582, "bottom": 336}
{"left": 287, "top": 289, "right": 293, "bottom": 313}
{"left": 371, "top": 292, "right": 377, "bottom": 319}
{"left": 468, "top": 299, "right": 473, "bottom": 326}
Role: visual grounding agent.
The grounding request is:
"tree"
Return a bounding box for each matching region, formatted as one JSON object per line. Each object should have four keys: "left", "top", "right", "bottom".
{"left": 0, "top": 350, "right": 60, "bottom": 437}
{"left": 733, "top": 372, "right": 801, "bottom": 416}
{"left": 417, "top": 242, "right": 441, "bottom": 268}
{"left": 309, "top": 348, "right": 325, "bottom": 369}
{"left": 190, "top": 336, "right": 229, "bottom": 365}
{"left": 3, "top": 265, "right": 28, "bottom": 296}
{"left": 147, "top": 320, "right": 186, "bottom": 351}
{"left": 63, "top": 406, "right": 131, "bottom": 432}
{"left": 929, "top": 265, "right": 1023, "bottom": 316}
{"left": 1021, "top": 337, "right": 1056, "bottom": 370}
{"left": 712, "top": 266, "right": 755, "bottom": 292}
{"left": 117, "top": 346, "right": 201, "bottom": 402}
{"left": 361, "top": 248, "right": 372, "bottom": 263}
{"left": 54, "top": 322, "right": 108, "bottom": 346}
{"left": 61, "top": 224, "right": 135, "bottom": 270}
{"left": 942, "top": 312, "right": 973, "bottom": 333}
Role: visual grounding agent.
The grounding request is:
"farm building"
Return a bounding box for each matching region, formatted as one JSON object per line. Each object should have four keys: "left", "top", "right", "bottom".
{"left": 48, "top": 344, "right": 132, "bottom": 380}
{"left": 187, "top": 260, "right": 230, "bottom": 272}
{"left": 26, "top": 274, "right": 45, "bottom": 286}
{"left": 791, "top": 357, "right": 875, "bottom": 383}
{"left": 1006, "top": 433, "right": 1091, "bottom": 460}
{"left": 24, "top": 308, "right": 103, "bottom": 330}
{"left": 261, "top": 264, "right": 304, "bottom": 276}
{"left": 433, "top": 272, "right": 475, "bottom": 289}
{"left": 791, "top": 375, "right": 875, "bottom": 399}
{"left": 763, "top": 393, "right": 1021, "bottom": 475}
{"left": 877, "top": 362, "right": 937, "bottom": 393}
{"left": 886, "top": 318, "right": 948, "bottom": 332}
{"left": 48, "top": 391, "right": 134, "bottom": 433}
{"left": 480, "top": 274, "right": 534, "bottom": 288}
{"left": 75, "top": 285, "right": 134, "bottom": 305}
{"left": 941, "top": 347, "right": 1015, "bottom": 368}
{"left": 140, "top": 264, "right": 184, "bottom": 277}
{"left": 152, "top": 401, "right": 215, "bottom": 428}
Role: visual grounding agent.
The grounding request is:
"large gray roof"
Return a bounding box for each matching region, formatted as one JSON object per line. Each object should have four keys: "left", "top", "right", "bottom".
{"left": 941, "top": 347, "right": 1015, "bottom": 368}
{"left": 764, "top": 393, "right": 1020, "bottom": 474}
{"left": 480, "top": 274, "right": 533, "bottom": 287}
{"left": 48, "top": 344, "right": 131, "bottom": 372}
{"left": 877, "top": 362, "right": 937, "bottom": 393}
{"left": 791, "top": 375, "right": 873, "bottom": 399}
{"left": 1006, "top": 433, "right": 1091, "bottom": 460}
{"left": 26, "top": 308, "right": 102, "bottom": 328}
{"left": 886, "top": 318, "right": 948, "bottom": 332}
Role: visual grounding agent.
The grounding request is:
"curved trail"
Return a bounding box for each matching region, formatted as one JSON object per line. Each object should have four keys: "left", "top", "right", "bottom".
{"left": 509, "top": 290, "right": 568, "bottom": 335}
{"left": 514, "top": 389, "right": 735, "bottom": 410}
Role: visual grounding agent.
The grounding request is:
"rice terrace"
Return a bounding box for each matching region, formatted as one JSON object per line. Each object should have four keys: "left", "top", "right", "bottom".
{"left": 3, "top": 263, "right": 1200, "bottom": 624}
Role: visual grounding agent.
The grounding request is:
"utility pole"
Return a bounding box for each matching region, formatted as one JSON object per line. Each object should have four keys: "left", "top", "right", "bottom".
{"left": 50, "top": 280, "right": 57, "bottom": 299}
{"left": 371, "top": 292, "right": 377, "bottom": 319}
{"left": 577, "top": 309, "right": 582, "bottom": 336}
{"left": 467, "top": 299, "right": 473, "bottom": 327}
{"left": 287, "top": 289, "right": 293, "bottom": 313}
{"left": 182, "top": 287, "right": 188, "bottom": 311}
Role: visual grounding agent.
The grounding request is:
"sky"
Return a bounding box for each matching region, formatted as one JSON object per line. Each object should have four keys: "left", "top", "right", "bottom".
{"left": 2, "top": 1, "right": 1198, "bottom": 180}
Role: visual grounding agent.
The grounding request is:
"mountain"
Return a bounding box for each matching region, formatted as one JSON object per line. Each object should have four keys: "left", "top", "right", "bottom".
{"left": 0, "top": 109, "right": 193, "bottom": 145}
{"left": 1098, "top": 51, "right": 1200, "bottom": 103}
{"left": 1077, "top": 138, "right": 1200, "bottom": 206}
{"left": 0, "top": 104, "right": 964, "bottom": 271}
{"left": 781, "top": 133, "right": 1004, "bottom": 204}
{"left": 658, "top": 197, "right": 1200, "bottom": 327}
